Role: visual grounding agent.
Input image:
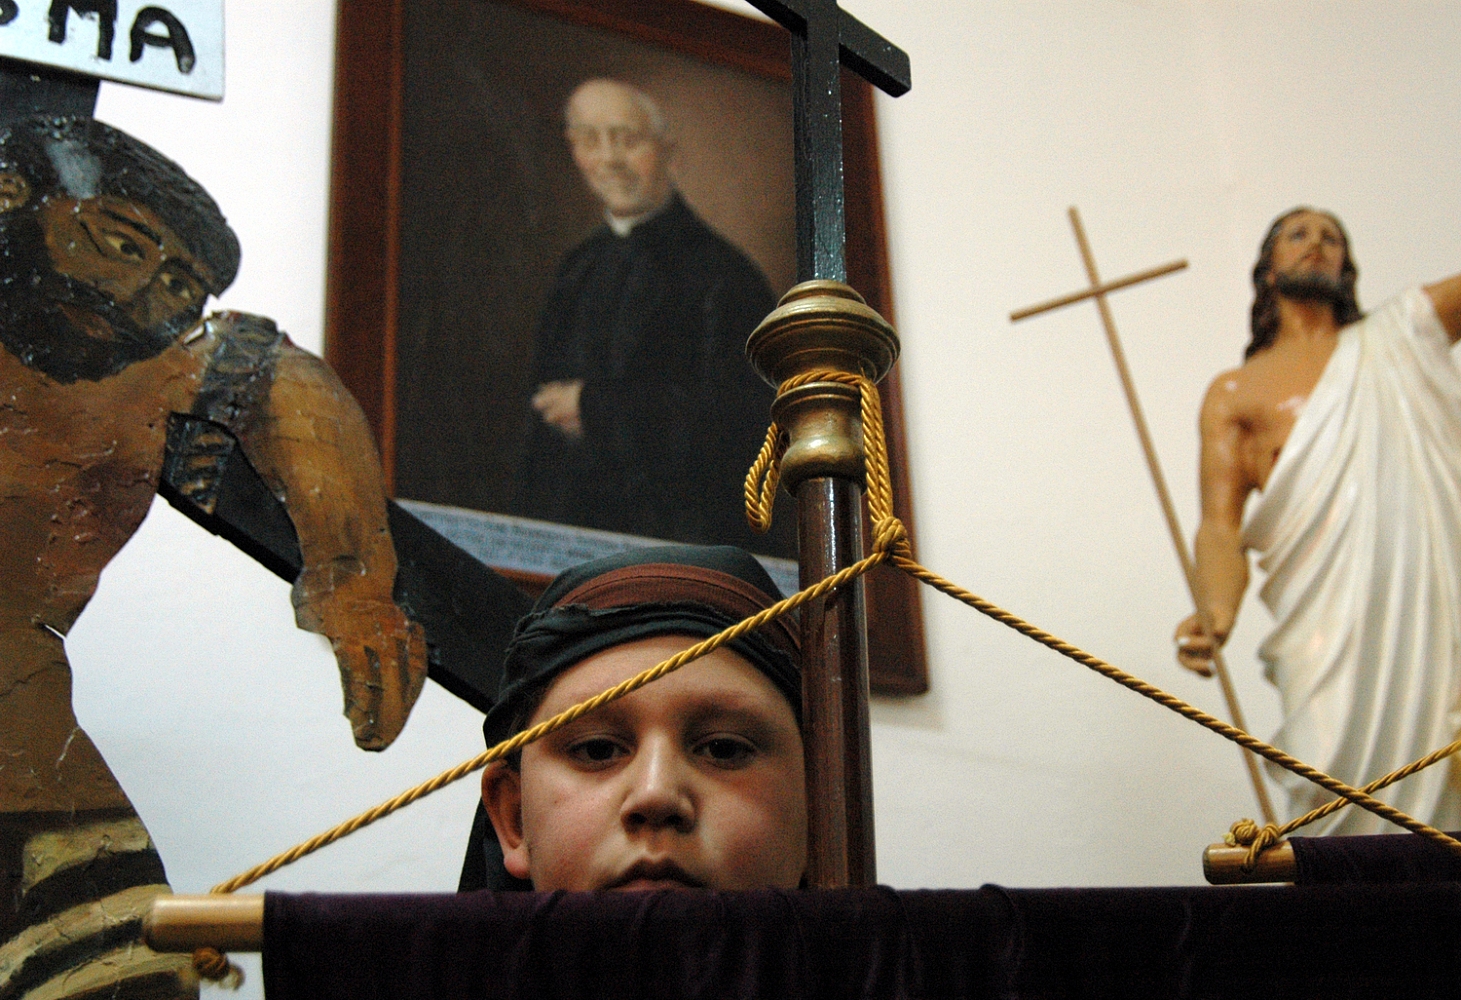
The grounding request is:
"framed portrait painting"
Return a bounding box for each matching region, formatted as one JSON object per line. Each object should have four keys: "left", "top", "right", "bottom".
{"left": 326, "top": 0, "right": 927, "bottom": 694}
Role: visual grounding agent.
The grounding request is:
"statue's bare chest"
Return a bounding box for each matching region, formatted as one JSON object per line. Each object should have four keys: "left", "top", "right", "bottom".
{"left": 1237, "top": 342, "right": 1336, "bottom": 491}
{"left": 0, "top": 347, "right": 203, "bottom": 602}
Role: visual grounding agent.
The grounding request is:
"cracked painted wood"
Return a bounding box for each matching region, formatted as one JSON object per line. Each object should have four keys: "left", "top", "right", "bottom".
{"left": 0, "top": 115, "right": 425, "bottom": 999}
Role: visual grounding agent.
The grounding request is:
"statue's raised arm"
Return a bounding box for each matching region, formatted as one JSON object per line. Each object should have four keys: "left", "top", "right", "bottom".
{"left": 1421, "top": 273, "right": 1461, "bottom": 342}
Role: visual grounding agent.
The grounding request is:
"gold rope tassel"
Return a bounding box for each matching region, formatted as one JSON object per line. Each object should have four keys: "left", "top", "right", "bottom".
{"left": 192, "top": 369, "right": 1461, "bottom": 973}
{"left": 192, "top": 945, "right": 243, "bottom": 989}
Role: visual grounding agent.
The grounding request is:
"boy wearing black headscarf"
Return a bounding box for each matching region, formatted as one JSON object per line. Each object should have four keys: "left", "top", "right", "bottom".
{"left": 465, "top": 545, "right": 805, "bottom": 892}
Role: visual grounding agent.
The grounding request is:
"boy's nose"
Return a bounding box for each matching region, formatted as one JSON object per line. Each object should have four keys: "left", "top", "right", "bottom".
{"left": 619, "top": 739, "right": 695, "bottom": 834}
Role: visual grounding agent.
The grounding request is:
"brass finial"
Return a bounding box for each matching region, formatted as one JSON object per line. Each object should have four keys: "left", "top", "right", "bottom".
{"left": 745, "top": 281, "right": 899, "bottom": 493}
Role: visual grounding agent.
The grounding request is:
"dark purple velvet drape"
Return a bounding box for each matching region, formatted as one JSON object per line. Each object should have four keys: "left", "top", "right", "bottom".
{"left": 264, "top": 883, "right": 1461, "bottom": 999}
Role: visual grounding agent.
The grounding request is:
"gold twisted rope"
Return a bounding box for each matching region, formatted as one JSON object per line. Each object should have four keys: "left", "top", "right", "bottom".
{"left": 1224, "top": 736, "right": 1461, "bottom": 869}
{"left": 745, "top": 370, "right": 901, "bottom": 536}
{"left": 210, "top": 550, "right": 884, "bottom": 896}
{"left": 193, "top": 368, "right": 1461, "bottom": 977}
{"left": 191, "top": 496, "right": 896, "bottom": 977}
{"left": 750, "top": 372, "right": 1461, "bottom": 859}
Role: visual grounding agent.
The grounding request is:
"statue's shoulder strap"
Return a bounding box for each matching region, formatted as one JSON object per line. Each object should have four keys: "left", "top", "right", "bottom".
{"left": 190, "top": 311, "right": 289, "bottom": 433}
{"left": 163, "top": 311, "right": 288, "bottom": 515}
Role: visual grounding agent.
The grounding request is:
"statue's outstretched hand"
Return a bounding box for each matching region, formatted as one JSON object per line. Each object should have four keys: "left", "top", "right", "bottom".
{"left": 1174, "top": 613, "right": 1219, "bottom": 677}
{"left": 297, "top": 576, "right": 428, "bottom": 751}
{"left": 236, "top": 342, "right": 430, "bottom": 749}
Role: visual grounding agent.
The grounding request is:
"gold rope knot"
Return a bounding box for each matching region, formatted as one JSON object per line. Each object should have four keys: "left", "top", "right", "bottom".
{"left": 192, "top": 946, "right": 244, "bottom": 989}
{"left": 1224, "top": 817, "right": 1284, "bottom": 871}
{"left": 1223, "top": 817, "right": 1260, "bottom": 847}
{"left": 870, "top": 515, "right": 908, "bottom": 557}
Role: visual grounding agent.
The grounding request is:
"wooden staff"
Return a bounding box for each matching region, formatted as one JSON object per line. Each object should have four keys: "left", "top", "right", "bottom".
{"left": 1012, "top": 207, "right": 1277, "bottom": 825}
{"left": 747, "top": 281, "right": 899, "bottom": 886}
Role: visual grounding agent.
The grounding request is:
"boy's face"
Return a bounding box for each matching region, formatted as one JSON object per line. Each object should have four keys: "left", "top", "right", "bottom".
{"left": 482, "top": 634, "right": 807, "bottom": 891}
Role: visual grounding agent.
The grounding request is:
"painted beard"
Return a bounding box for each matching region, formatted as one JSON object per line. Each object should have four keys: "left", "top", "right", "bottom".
{"left": 1272, "top": 266, "right": 1346, "bottom": 306}
{"left": 0, "top": 209, "right": 199, "bottom": 384}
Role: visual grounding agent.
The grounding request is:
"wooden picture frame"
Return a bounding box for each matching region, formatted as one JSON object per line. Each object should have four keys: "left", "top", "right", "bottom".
{"left": 325, "top": 0, "right": 927, "bottom": 695}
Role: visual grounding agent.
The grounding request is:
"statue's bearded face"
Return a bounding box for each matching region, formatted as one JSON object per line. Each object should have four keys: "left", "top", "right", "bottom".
{"left": 1266, "top": 209, "right": 1348, "bottom": 305}
{"left": 0, "top": 175, "right": 214, "bottom": 383}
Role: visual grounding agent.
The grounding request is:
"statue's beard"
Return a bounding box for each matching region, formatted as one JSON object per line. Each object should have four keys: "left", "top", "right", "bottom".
{"left": 0, "top": 212, "right": 198, "bottom": 384}
{"left": 1273, "top": 267, "right": 1346, "bottom": 306}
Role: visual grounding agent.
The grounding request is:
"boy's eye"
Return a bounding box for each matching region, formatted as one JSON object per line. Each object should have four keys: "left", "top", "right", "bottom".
{"left": 567, "top": 737, "right": 628, "bottom": 767}
{"left": 695, "top": 736, "right": 756, "bottom": 769}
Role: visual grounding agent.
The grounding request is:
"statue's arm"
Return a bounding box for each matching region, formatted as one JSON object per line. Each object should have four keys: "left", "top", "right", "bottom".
{"left": 1422, "top": 274, "right": 1461, "bottom": 343}
{"left": 236, "top": 344, "right": 426, "bottom": 750}
{"left": 1176, "top": 377, "right": 1252, "bottom": 675}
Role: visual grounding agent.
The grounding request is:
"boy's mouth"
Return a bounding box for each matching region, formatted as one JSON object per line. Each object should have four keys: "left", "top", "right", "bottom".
{"left": 606, "top": 859, "right": 705, "bottom": 891}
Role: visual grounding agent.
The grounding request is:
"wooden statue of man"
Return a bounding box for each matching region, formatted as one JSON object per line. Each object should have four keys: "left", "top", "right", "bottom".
{"left": 0, "top": 115, "right": 425, "bottom": 998}
{"left": 1176, "top": 207, "right": 1461, "bottom": 834}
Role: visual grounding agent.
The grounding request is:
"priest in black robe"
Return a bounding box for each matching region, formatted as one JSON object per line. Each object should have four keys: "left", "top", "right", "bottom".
{"left": 513, "top": 79, "right": 791, "bottom": 556}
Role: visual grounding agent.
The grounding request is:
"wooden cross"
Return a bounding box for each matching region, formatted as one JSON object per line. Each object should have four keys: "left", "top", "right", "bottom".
{"left": 1011, "top": 207, "right": 1277, "bottom": 825}
{"left": 745, "top": 0, "right": 910, "bottom": 281}
{"left": 0, "top": 57, "right": 99, "bottom": 125}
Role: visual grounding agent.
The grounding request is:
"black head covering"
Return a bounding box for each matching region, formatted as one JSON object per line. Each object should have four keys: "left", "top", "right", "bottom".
{"left": 461, "top": 544, "right": 800, "bottom": 892}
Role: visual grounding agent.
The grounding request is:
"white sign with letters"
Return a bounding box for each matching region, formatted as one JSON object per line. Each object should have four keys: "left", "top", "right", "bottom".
{"left": 0, "top": 1, "right": 223, "bottom": 100}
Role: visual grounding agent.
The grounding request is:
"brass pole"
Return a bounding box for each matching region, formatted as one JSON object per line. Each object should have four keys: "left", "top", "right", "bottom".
{"left": 1202, "top": 841, "right": 1296, "bottom": 884}
{"left": 144, "top": 895, "right": 265, "bottom": 952}
{"left": 747, "top": 281, "right": 899, "bottom": 887}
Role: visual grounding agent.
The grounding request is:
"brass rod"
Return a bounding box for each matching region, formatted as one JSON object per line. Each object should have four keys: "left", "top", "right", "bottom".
{"left": 1009, "top": 259, "right": 1187, "bottom": 322}
{"left": 1202, "top": 841, "right": 1296, "bottom": 884}
{"left": 144, "top": 895, "right": 265, "bottom": 952}
{"left": 1064, "top": 206, "right": 1277, "bottom": 826}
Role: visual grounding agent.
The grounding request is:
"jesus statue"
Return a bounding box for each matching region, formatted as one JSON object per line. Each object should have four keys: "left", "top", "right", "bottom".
{"left": 1175, "top": 207, "right": 1461, "bottom": 834}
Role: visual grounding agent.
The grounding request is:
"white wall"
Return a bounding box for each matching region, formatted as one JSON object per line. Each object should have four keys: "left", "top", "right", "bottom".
{"left": 65, "top": 0, "right": 1461, "bottom": 985}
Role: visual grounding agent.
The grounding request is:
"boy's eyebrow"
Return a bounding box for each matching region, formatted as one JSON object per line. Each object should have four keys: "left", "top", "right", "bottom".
{"left": 679, "top": 699, "right": 794, "bottom": 737}
{"left": 536, "top": 694, "right": 791, "bottom": 736}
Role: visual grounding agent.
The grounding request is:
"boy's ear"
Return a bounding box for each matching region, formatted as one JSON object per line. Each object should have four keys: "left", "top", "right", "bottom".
{"left": 481, "top": 764, "right": 530, "bottom": 881}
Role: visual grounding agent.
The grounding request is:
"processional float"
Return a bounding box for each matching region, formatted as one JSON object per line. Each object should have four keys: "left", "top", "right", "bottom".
{"left": 6, "top": 1, "right": 1461, "bottom": 994}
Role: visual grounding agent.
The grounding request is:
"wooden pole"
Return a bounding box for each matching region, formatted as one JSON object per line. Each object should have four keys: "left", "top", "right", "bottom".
{"left": 1009, "top": 259, "right": 1188, "bottom": 322}
{"left": 1062, "top": 206, "right": 1277, "bottom": 826}
{"left": 747, "top": 281, "right": 899, "bottom": 887}
{"left": 798, "top": 476, "right": 876, "bottom": 885}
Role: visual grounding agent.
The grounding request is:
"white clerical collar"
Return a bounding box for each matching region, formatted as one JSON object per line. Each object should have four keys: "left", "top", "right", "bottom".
{"left": 605, "top": 193, "right": 673, "bottom": 237}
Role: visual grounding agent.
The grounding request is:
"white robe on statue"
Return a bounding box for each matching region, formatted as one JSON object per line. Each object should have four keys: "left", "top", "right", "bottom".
{"left": 1243, "top": 287, "right": 1461, "bottom": 835}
